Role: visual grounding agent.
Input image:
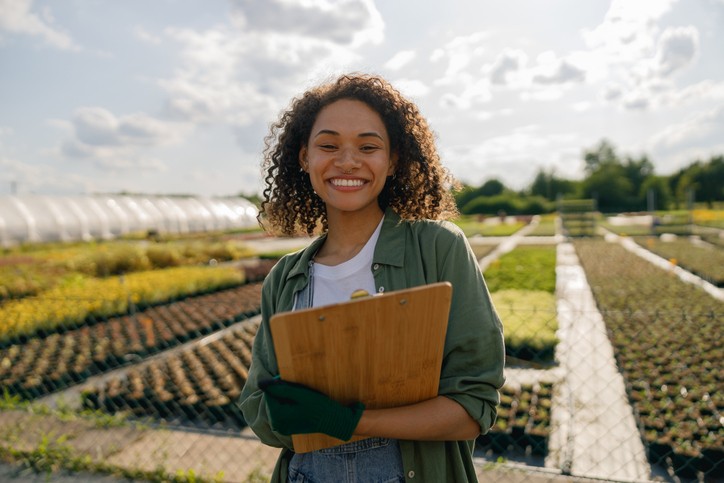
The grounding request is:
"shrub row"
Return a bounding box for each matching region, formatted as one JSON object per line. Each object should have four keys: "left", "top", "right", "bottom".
{"left": 0, "top": 265, "right": 246, "bottom": 342}
{"left": 478, "top": 382, "right": 553, "bottom": 457}
{"left": 0, "top": 283, "right": 262, "bottom": 400}
{"left": 574, "top": 239, "right": 723, "bottom": 480}
{"left": 82, "top": 321, "right": 259, "bottom": 430}
{"left": 634, "top": 237, "right": 724, "bottom": 287}
{"left": 484, "top": 245, "right": 557, "bottom": 293}
{"left": 491, "top": 290, "right": 558, "bottom": 364}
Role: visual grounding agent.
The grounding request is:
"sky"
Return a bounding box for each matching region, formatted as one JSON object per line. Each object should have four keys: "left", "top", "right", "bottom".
{"left": 1, "top": 0, "right": 723, "bottom": 198}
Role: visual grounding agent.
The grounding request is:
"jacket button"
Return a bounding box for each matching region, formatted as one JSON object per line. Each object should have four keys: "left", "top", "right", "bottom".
{"left": 378, "top": 286, "right": 385, "bottom": 293}
{"left": 408, "top": 470, "right": 415, "bottom": 478}
{"left": 372, "top": 263, "right": 379, "bottom": 270}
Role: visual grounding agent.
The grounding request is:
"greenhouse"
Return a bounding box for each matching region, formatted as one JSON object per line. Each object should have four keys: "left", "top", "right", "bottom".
{"left": 0, "top": 194, "right": 259, "bottom": 247}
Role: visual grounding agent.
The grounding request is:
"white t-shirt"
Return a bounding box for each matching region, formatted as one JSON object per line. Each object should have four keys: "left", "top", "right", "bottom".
{"left": 312, "top": 217, "right": 383, "bottom": 307}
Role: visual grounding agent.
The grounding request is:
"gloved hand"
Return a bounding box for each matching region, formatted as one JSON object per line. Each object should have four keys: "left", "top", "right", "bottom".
{"left": 259, "top": 377, "right": 364, "bottom": 441}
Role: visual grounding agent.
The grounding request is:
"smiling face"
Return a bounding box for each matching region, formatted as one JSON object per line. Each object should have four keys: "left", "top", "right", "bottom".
{"left": 299, "top": 99, "right": 397, "bottom": 220}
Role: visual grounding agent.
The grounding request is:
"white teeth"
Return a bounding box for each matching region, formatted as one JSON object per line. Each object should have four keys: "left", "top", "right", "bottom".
{"left": 331, "top": 178, "right": 364, "bottom": 187}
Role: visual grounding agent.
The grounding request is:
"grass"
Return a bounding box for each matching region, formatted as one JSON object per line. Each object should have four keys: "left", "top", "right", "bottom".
{"left": 0, "top": 394, "right": 229, "bottom": 483}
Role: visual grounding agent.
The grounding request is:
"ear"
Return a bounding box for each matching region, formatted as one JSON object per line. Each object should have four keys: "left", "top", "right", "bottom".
{"left": 299, "top": 146, "right": 308, "bottom": 172}
{"left": 387, "top": 152, "right": 399, "bottom": 177}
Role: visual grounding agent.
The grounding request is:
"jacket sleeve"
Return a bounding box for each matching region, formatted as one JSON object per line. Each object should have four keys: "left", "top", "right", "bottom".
{"left": 435, "top": 226, "right": 506, "bottom": 435}
{"left": 237, "top": 274, "right": 294, "bottom": 449}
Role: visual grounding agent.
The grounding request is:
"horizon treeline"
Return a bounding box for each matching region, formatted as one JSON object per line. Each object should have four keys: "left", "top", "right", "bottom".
{"left": 454, "top": 139, "right": 724, "bottom": 215}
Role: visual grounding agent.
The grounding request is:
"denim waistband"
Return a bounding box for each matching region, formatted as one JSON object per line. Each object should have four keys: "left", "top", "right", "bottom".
{"left": 317, "top": 437, "right": 392, "bottom": 455}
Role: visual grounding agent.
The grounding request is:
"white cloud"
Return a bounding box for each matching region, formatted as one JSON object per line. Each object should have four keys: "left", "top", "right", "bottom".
{"left": 622, "top": 95, "right": 649, "bottom": 110}
{"left": 520, "top": 87, "right": 566, "bottom": 102}
{"left": 0, "top": 0, "right": 78, "bottom": 50}
{"left": 384, "top": 50, "right": 416, "bottom": 71}
{"left": 441, "top": 126, "right": 583, "bottom": 188}
{"left": 582, "top": 0, "right": 677, "bottom": 61}
{"left": 70, "top": 107, "right": 185, "bottom": 147}
{"left": 73, "top": 107, "right": 119, "bottom": 146}
{"left": 577, "top": 0, "right": 703, "bottom": 112}
{"left": 159, "top": 64, "right": 279, "bottom": 125}
{"left": 572, "top": 101, "right": 593, "bottom": 112}
{"left": 391, "top": 78, "right": 430, "bottom": 99}
{"left": 648, "top": 105, "right": 724, "bottom": 173}
{"left": 229, "top": 0, "right": 383, "bottom": 46}
{"left": 655, "top": 26, "right": 699, "bottom": 76}
{"left": 59, "top": 137, "right": 170, "bottom": 173}
{"left": 649, "top": 106, "right": 724, "bottom": 150}
{"left": 438, "top": 79, "right": 492, "bottom": 110}
{"left": 135, "top": 26, "right": 163, "bottom": 45}
{"left": 0, "top": 156, "right": 92, "bottom": 194}
{"left": 94, "top": 155, "right": 167, "bottom": 172}
{"left": 58, "top": 107, "right": 189, "bottom": 172}
{"left": 489, "top": 49, "right": 527, "bottom": 86}
{"left": 659, "top": 80, "right": 724, "bottom": 106}
{"left": 532, "top": 59, "right": 586, "bottom": 85}
{"left": 602, "top": 83, "right": 623, "bottom": 101}
{"left": 156, "top": 1, "right": 388, "bottom": 130}
{"left": 433, "top": 32, "right": 490, "bottom": 85}
{"left": 428, "top": 32, "right": 498, "bottom": 112}
{"left": 430, "top": 48, "right": 444, "bottom": 63}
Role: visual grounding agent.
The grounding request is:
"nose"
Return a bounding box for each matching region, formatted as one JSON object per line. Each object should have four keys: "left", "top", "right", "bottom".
{"left": 335, "top": 147, "right": 359, "bottom": 172}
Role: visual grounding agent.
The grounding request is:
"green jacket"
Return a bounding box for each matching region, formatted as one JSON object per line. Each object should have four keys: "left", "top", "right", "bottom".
{"left": 238, "top": 209, "right": 505, "bottom": 482}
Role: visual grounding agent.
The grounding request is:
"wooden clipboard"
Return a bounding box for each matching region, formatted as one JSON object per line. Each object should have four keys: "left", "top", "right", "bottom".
{"left": 270, "top": 282, "right": 452, "bottom": 453}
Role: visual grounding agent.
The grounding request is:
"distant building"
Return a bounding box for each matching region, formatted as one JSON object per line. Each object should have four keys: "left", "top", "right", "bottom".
{"left": 0, "top": 194, "right": 259, "bottom": 247}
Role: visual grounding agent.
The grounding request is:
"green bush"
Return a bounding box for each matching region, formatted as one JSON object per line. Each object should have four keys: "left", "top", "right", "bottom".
{"left": 463, "top": 194, "right": 522, "bottom": 216}
{"left": 462, "top": 194, "right": 554, "bottom": 216}
{"left": 0, "top": 261, "right": 53, "bottom": 300}
{"left": 205, "top": 242, "right": 241, "bottom": 262}
{"left": 68, "top": 244, "right": 150, "bottom": 277}
{"left": 146, "top": 245, "right": 182, "bottom": 268}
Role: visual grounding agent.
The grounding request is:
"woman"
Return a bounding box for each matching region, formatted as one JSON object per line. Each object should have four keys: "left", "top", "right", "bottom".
{"left": 238, "top": 73, "right": 505, "bottom": 482}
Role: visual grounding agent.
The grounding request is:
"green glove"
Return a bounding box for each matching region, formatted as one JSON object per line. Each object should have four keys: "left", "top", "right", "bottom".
{"left": 259, "top": 377, "right": 364, "bottom": 441}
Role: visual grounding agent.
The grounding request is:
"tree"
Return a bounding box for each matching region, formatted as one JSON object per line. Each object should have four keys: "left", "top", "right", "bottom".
{"left": 623, "top": 155, "right": 654, "bottom": 199}
{"left": 582, "top": 163, "right": 635, "bottom": 212}
{"left": 453, "top": 183, "right": 479, "bottom": 211}
{"left": 529, "top": 169, "right": 578, "bottom": 201}
{"left": 640, "top": 176, "right": 672, "bottom": 211}
{"left": 692, "top": 155, "right": 724, "bottom": 205}
{"left": 584, "top": 139, "right": 618, "bottom": 175}
{"left": 479, "top": 179, "right": 505, "bottom": 197}
{"left": 667, "top": 155, "right": 724, "bottom": 207}
{"left": 454, "top": 179, "right": 508, "bottom": 212}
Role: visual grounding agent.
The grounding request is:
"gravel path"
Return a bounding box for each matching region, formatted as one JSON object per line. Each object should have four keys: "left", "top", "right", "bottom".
{"left": 549, "top": 243, "right": 651, "bottom": 482}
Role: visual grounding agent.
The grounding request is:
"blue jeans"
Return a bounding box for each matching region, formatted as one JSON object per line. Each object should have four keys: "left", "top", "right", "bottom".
{"left": 288, "top": 437, "right": 404, "bottom": 483}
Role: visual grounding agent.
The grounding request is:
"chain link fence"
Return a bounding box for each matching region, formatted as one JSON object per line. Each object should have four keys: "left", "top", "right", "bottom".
{"left": 1, "top": 239, "right": 722, "bottom": 483}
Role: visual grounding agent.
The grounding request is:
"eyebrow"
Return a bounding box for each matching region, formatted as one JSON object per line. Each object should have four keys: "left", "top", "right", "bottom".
{"left": 313, "top": 129, "right": 384, "bottom": 141}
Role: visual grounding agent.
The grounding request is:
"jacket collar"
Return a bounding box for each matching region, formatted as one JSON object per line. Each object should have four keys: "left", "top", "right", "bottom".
{"left": 286, "top": 233, "right": 327, "bottom": 281}
{"left": 373, "top": 208, "right": 405, "bottom": 268}
{"left": 285, "top": 207, "right": 406, "bottom": 282}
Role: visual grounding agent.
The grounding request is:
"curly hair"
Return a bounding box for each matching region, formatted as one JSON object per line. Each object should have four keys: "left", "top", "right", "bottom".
{"left": 258, "top": 73, "right": 460, "bottom": 236}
